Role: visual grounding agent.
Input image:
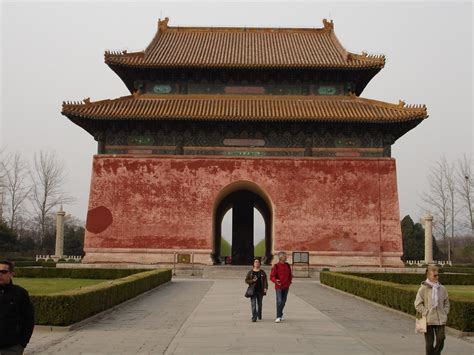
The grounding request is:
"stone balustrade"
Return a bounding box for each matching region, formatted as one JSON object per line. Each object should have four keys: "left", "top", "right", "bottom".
{"left": 35, "top": 255, "right": 82, "bottom": 262}
{"left": 405, "top": 260, "right": 452, "bottom": 266}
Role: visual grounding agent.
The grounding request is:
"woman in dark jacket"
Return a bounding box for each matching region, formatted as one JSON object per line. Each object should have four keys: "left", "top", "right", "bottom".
{"left": 245, "top": 258, "right": 268, "bottom": 322}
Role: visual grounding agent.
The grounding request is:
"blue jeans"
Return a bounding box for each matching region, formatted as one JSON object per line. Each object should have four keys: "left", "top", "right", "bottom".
{"left": 275, "top": 288, "right": 289, "bottom": 318}
{"left": 250, "top": 292, "right": 263, "bottom": 320}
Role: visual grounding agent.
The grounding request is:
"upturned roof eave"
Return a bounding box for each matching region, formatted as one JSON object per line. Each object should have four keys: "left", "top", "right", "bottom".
{"left": 104, "top": 57, "right": 385, "bottom": 70}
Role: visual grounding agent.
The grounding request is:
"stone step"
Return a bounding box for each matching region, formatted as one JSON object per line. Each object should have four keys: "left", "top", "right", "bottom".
{"left": 202, "top": 265, "right": 272, "bottom": 279}
{"left": 57, "top": 263, "right": 425, "bottom": 279}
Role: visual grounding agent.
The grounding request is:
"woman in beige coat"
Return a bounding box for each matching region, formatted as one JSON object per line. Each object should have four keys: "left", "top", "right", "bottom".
{"left": 414, "top": 265, "right": 450, "bottom": 355}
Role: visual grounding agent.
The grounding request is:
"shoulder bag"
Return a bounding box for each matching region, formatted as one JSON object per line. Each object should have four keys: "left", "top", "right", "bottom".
{"left": 415, "top": 311, "right": 427, "bottom": 333}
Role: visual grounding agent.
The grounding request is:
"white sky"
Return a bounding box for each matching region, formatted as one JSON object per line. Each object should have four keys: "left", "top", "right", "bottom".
{"left": 1, "top": 1, "right": 472, "bottom": 235}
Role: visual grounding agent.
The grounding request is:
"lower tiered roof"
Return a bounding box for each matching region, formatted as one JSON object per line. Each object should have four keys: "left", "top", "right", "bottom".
{"left": 62, "top": 93, "right": 427, "bottom": 124}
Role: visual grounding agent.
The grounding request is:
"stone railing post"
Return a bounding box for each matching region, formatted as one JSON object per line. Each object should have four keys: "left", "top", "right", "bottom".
{"left": 54, "top": 206, "right": 66, "bottom": 259}
{"left": 424, "top": 213, "right": 433, "bottom": 264}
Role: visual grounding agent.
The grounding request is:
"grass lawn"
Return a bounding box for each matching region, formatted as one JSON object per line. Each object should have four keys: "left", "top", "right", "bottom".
{"left": 398, "top": 285, "right": 474, "bottom": 300}
{"left": 14, "top": 278, "right": 110, "bottom": 295}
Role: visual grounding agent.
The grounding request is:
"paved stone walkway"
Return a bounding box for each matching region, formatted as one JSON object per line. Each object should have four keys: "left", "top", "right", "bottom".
{"left": 27, "top": 280, "right": 213, "bottom": 354}
{"left": 291, "top": 281, "right": 473, "bottom": 355}
{"left": 26, "top": 278, "right": 473, "bottom": 354}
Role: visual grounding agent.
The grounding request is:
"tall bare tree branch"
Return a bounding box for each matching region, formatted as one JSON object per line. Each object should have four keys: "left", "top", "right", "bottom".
{"left": 422, "top": 159, "right": 450, "bottom": 240}
{"left": 1, "top": 152, "right": 31, "bottom": 231}
{"left": 456, "top": 154, "right": 473, "bottom": 234}
{"left": 0, "top": 147, "right": 7, "bottom": 223}
{"left": 443, "top": 157, "right": 458, "bottom": 237}
{"left": 30, "top": 151, "right": 75, "bottom": 243}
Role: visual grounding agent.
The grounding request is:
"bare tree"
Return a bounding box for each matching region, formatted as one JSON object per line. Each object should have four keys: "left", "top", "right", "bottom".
{"left": 0, "top": 147, "right": 7, "bottom": 223}
{"left": 457, "top": 154, "right": 473, "bottom": 234}
{"left": 1, "top": 151, "right": 31, "bottom": 230}
{"left": 422, "top": 158, "right": 451, "bottom": 241}
{"left": 443, "top": 157, "right": 458, "bottom": 262}
{"left": 30, "top": 151, "right": 74, "bottom": 243}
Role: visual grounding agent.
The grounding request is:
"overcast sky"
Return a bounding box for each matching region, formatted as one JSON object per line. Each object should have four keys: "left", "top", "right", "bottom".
{"left": 1, "top": 1, "right": 472, "bottom": 243}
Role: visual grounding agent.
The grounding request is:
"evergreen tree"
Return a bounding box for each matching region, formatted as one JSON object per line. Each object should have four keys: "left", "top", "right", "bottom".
{"left": 220, "top": 237, "right": 231, "bottom": 256}
{"left": 401, "top": 215, "right": 444, "bottom": 261}
{"left": 0, "top": 221, "right": 17, "bottom": 252}
{"left": 64, "top": 224, "right": 85, "bottom": 256}
{"left": 254, "top": 239, "right": 265, "bottom": 256}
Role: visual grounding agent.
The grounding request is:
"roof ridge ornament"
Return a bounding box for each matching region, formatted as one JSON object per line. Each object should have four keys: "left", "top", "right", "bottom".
{"left": 322, "top": 19, "right": 334, "bottom": 31}
{"left": 398, "top": 100, "right": 406, "bottom": 107}
{"left": 83, "top": 97, "right": 91, "bottom": 105}
{"left": 158, "top": 17, "right": 170, "bottom": 32}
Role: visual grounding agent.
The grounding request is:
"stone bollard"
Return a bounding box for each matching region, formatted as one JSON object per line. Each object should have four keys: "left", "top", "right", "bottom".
{"left": 424, "top": 213, "right": 433, "bottom": 264}
{"left": 54, "top": 206, "right": 66, "bottom": 259}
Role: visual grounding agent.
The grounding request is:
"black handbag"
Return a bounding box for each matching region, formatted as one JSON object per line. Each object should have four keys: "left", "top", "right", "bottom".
{"left": 245, "top": 282, "right": 255, "bottom": 298}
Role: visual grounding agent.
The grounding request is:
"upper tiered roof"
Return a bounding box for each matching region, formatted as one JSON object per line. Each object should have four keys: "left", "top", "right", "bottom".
{"left": 104, "top": 18, "right": 385, "bottom": 70}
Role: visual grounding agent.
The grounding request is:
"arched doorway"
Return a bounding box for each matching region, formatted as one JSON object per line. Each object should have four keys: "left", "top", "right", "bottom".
{"left": 213, "top": 183, "right": 273, "bottom": 265}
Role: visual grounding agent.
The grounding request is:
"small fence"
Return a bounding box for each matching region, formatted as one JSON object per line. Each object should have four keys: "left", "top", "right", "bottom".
{"left": 36, "top": 255, "right": 82, "bottom": 262}
{"left": 292, "top": 251, "right": 310, "bottom": 278}
{"left": 405, "top": 260, "right": 452, "bottom": 267}
{"left": 173, "top": 252, "right": 195, "bottom": 276}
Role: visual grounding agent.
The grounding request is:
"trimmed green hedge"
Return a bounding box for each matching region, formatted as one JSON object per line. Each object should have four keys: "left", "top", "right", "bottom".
{"left": 13, "top": 261, "right": 57, "bottom": 268}
{"left": 31, "top": 269, "right": 172, "bottom": 326}
{"left": 451, "top": 264, "right": 474, "bottom": 268}
{"left": 13, "top": 261, "right": 41, "bottom": 267}
{"left": 1, "top": 256, "right": 35, "bottom": 262}
{"left": 321, "top": 272, "right": 474, "bottom": 332}
{"left": 441, "top": 267, "right": 474, "bottom": 275}
{"left": 15, "top": 267, "right": 150, "bottom": 279}
{"left": 343, "top": 272, "right": 474, "bottom": 285}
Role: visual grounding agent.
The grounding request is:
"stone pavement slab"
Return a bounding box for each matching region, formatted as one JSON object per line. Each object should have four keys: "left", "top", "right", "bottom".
{"left": 291, "top": 280, "right": 474, "bottom": 355}
{"left": 25, "top": 279, "right": 213, "bottom": 354}
{"left": 164, "top": 279, "right": 379, "bottom": 354}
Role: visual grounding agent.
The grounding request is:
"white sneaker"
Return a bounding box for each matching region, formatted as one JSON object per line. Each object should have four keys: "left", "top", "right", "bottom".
{"left": 281, "top": 316, "right": 285, "bottom": 321}
{"left": 275, "top": 318, "right": 281, "bottom": 323}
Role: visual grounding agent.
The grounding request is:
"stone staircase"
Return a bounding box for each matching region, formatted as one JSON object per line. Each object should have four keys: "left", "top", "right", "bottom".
{"left": 200, "top": 264, "right": 317, "bottom": 279}
{"left": 202, "top": 265, "right": 272, "bottom": 279}
{"left": 57, "top": 262, "right": 422, "bottom": 279}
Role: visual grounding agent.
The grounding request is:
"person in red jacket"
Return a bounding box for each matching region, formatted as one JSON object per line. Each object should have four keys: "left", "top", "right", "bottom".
{"left": 270, "top": 251, "right": 292, "bottom": 323}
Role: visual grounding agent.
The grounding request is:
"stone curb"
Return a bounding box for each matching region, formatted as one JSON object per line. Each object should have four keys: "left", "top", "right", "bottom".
{"left": 318, "top": 281, "right": 474, "bottom": 339}
{"left": 33, "top": 280, "right": 172, "bottom": 332}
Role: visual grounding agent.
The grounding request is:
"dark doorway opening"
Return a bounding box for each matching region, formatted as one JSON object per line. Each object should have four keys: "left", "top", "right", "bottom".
{"left": 213, "top": 189, "right": 272, "bottom": 265}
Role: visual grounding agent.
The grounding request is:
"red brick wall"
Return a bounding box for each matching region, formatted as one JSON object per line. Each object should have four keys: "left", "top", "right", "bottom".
{"left": 84, "top": 155, "right": 402, "bottom": 260}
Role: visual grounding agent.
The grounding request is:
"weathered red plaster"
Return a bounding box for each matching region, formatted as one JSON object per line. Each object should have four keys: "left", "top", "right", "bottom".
{"left": 83, "top": 155, "right": 403, "bottom": 266}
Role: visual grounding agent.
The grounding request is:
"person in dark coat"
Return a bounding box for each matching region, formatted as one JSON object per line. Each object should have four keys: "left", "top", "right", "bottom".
{"left": 245, "top": 258, "right": 268, "bottom": 322}
{"left": 0, "top": 260, "right": 34, "bottom": 355}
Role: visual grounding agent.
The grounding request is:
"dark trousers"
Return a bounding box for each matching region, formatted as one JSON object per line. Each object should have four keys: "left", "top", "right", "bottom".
{"left": 275, "top": 288, "right": 289, "bottom": 318}
{"left": 250, "top": 292, "right": 263, "bottom": 320}
{"left": 0, "top": 344, "right": 25, "bottom": 355}
{"left": 424, "top": 325, "right": 445, "bottom": 355}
